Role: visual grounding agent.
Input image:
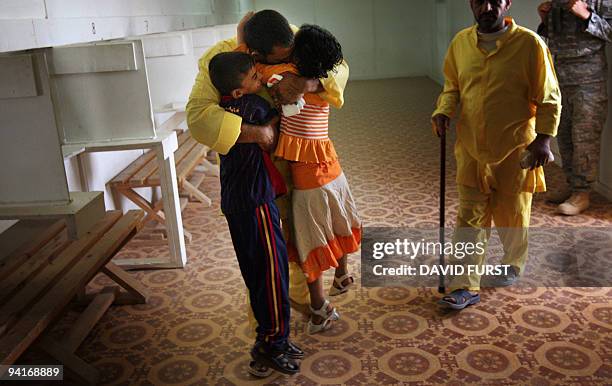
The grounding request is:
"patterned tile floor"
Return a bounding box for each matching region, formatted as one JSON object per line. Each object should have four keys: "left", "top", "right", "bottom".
{"left": 40, "top": 78, "right": 612, "bottom": 385}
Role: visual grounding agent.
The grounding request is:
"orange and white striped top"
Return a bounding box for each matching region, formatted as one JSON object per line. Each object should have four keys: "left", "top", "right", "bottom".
{"left": 256, "top": 62, "right": 338, "bottom": 164}
{"left": 280, "top": 104, "right": 330, "bottom": 140}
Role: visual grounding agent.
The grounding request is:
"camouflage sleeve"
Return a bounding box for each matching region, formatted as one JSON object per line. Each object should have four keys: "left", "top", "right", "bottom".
{"left": 531, "top": 37, "right": 561, "bottom": 137}
{"left": 537, "top": 22, "right": 548, "bottom": 39}
{"left": 584, "top": 1, "right": 612, "bottom": 42}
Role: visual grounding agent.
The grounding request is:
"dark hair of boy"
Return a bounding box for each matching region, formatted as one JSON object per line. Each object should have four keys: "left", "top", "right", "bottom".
{"left": 293, "top": 24, "right": 343, "bottom": 79}
{"left": 209, "top": 52, "right": 255, "bottom": 96}
{"left": 244, "top": 10, "right": 294, "bottom": 56}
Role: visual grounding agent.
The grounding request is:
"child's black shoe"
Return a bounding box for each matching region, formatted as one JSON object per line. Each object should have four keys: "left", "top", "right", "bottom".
{"left": 250, "top": 342, "right": 300, "bottom": 375}
{"left": 283, "top": 341, "right": 305, "bottom": 360}
{"left": 248, "top": 360, "right": 274, "bottom": 378}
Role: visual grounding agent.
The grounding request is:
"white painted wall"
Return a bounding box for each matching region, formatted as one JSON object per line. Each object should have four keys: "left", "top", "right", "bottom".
{"left": 253, "top": 0, "right": 433, "bottom": 80}
{"left": 0, "top": 0, "right": 254, "bottom": 52}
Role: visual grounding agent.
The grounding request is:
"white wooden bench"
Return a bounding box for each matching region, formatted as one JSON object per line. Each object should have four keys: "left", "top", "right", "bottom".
{"left": 109, "top": 112, "right": 218, "bottom": 244}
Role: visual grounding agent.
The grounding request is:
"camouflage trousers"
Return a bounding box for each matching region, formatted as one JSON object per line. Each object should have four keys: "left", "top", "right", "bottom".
{"left": 558, "top": 81, "right": 608, "bottom": 191}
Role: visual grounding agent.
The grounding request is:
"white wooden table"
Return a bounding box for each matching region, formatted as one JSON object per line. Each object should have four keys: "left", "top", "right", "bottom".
{"left": 62, "top": 130, "right": 187, "bottom": 269}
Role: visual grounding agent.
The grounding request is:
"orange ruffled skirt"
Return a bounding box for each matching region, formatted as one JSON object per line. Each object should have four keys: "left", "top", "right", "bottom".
{"left": 290, "top": 161, "right": 362, "bottom": 283}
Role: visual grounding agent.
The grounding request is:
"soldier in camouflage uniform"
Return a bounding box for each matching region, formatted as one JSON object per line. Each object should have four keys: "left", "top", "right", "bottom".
{"left": 538, "top": 0, "right": 612, "bottom": 215}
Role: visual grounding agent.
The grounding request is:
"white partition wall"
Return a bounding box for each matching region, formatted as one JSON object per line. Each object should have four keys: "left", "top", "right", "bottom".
{"left": 0, "top": 0, "right": 254, "bottom": 53}
{"left": 213, "top": 0, "right": 252, "bottom": 25}
{"left": 48, "top": 40, "right": 156, "bottom": 144}
{"left": 0, "top": 0, "right": 214, "bottom": 53}
{"left": 142, "top": 32, "right": 198, "bottom": 112}
{"left": 0, "top": 52, "right": 70, "bottom": 207}
{"left": 142, "top": 23, "right": 237, "bottom": 127}
{"left": 0, "top": 39, "right": 162, "bottom": 206}
{"left": 192, "top": 26, "right": 221, "bottom": 60}
{"left": 191, "top": 24, "right": 238, "bottom": 60}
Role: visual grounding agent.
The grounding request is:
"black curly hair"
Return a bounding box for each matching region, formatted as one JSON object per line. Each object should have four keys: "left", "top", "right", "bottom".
{"left": 293, "top": 24, "right": 343, "bottom": 79}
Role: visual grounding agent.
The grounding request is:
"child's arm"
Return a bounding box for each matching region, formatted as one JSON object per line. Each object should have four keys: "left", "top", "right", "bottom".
{"left": 236, "top": 11, "right": 253, "bottom": 45}
{"left": 256, "top": 63, "right": 302, "bottom": 108}
{"left": 221, "top": 96, "right": 278, "bottom": 151}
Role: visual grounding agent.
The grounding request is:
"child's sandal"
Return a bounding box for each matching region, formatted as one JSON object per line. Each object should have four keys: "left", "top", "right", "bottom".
{"left": 308, "top": 299, "right": 340, "bottom": 334}
{"left": 329, "top": 274, "right": 354, "bottom": 296}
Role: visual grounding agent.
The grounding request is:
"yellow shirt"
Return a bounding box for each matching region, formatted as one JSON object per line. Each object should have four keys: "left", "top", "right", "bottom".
{"left": 433, "top": 18, "right": 562, "bottom": 193}
{"left": 186, "top": 28, "right": 350, "bottom": 155}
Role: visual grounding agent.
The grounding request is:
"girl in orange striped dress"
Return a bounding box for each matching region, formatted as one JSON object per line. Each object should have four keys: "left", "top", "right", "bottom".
{"left": 258, "top": 24, "right": 361, "bottom": 334}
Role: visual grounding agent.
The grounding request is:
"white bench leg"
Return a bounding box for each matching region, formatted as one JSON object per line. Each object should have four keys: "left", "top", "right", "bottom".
{"left": 182, "top": 179, "right": 212, "bottom": 207}
{"left": 195, "top": 157, "right": 220, "bottom": 177}
{"left": 155, "top": 135, "right": 187, "bottom": 268}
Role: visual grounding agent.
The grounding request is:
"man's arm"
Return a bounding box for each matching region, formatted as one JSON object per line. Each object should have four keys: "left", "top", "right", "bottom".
{"left": 228, "top": 95, "right": 280, "bottom": 151}
{"left": 269, "top": 23, "right": 349, "bottom": 109}
{"left": 236, "top": 11, "right": 253, "bottom": 45}
{"left": 431, "top": 42, "right": 460, "bottom": 137}
{"left": 271, "top": 59, "right": 349, "bottom": 108}
{"left": 236, "top": 116, "right": 280, "bottom": 152}
{"left": 582, "top": 0, "right": 612, "bottom": 42}
{"left": 526, "top": 37, "right": 562, "bottom": 168}
{"left": 537, "top": 1, "right": 552, "bottom": 38}
{"left": 530, "top": 38, "right": 561, "bottom": 138}
{"left": 187, "top": 38, "right": 243, "bottom": 155}
{"left": 318, "top": 59, "right": 349, "bottom": 108}
{"left": 565, "top": 0, "right": 612, "bottom": 41}
{"left": 187, "top": 38, "right": 277, "bottom": 154}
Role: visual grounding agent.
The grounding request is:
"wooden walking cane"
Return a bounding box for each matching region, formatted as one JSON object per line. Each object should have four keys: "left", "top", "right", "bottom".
{"left": 439, "top": 128, "right": 446, "bottom": 294}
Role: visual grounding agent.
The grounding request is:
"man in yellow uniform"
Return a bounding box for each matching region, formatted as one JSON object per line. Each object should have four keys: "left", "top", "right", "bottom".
{"left": 432, "top": 0, "right": 561, "bottom": 310}
{"left": 187, "top": 10, "right": 349, "bottom": 310}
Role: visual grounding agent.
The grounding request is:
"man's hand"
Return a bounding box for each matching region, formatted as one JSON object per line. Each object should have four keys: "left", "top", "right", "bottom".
{"left": 525, "top": 134, "right": 554, "bottom": 170}
{"left": 567, "top": 0, "right": 591, "bottom": 20}
{"left": 538, "top": 1, "right": 552, "bottom": 23}
{"left": 432, "top": 114, "right": 451, "bottom": 137}
{"left": 258, "top": 115, "right": 280, "bottom": 152}
{"left": 237, "top": 115, "right": 279, "bottom": 151}
{"left": 270, "top": 73, "right": 319, "bottom": 105}
{"left": 236, "top": 11, "right": 254, "bottom": 45}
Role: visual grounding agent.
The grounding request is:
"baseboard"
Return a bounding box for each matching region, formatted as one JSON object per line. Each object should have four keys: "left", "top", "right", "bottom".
{"left": 349, "top": 73, "right": 430, "bottom": 81}
{"left": 428, "top": 74, "right": 444, "bottom": 86}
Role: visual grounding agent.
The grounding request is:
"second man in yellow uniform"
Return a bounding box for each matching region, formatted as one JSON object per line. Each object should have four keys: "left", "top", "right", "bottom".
{"left": 432, "top": 0, "right": 562, "bottom": 310}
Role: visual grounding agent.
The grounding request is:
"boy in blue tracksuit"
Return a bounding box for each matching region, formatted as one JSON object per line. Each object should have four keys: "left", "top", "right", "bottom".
{"left": 208, "top": 51, "right": 302, "bottom": 376}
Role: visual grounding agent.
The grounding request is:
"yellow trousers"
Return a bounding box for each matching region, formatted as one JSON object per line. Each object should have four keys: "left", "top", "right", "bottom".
{"left": 273, "top": 158, "right": 310, "bottom": 306}
{"left": 448, "top": 184, "right": 532, "bottom": 292}
{"left": 448, "top": 142, "right": 537, "bottom": 292}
